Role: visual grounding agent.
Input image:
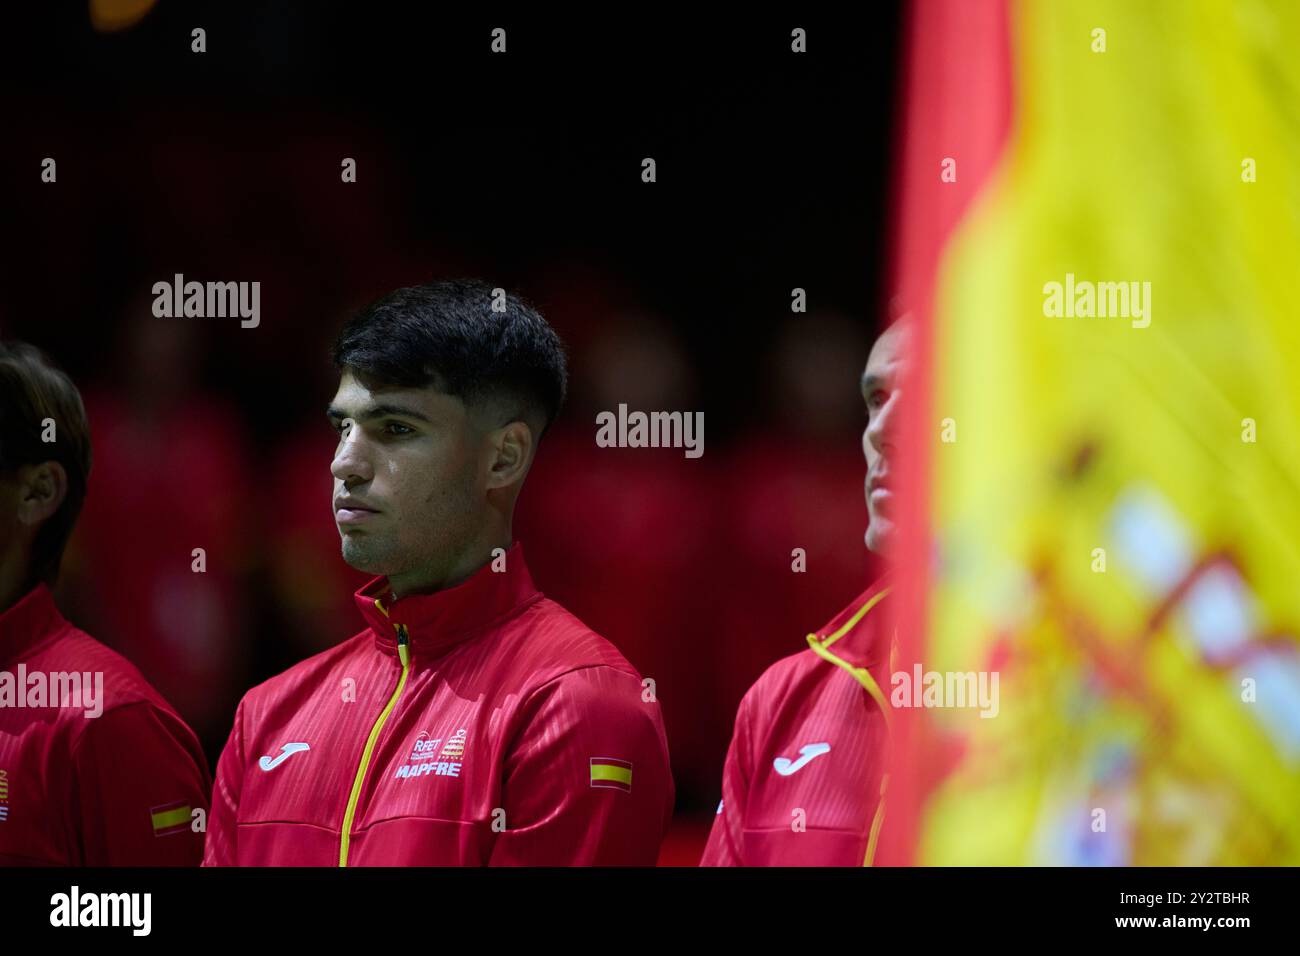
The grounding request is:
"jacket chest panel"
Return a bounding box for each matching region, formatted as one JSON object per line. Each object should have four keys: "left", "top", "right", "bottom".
{"left": 240, "top": 665, "right": 513, "bottom": 838}
{"left": 746, "top": 675, "right": 886, "bottom": 837}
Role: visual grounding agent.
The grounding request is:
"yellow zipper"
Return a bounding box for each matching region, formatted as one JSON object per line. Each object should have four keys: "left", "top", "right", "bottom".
{"left": 339, "top": 621, "right": 410, "bottom": 866}
{"left": 805, "top": 587, "right": 892, "bottom": 866}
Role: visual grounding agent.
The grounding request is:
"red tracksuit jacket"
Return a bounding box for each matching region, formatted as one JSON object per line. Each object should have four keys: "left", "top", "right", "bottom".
{"left": 701, "top": 576, "right": 893, "bottom": 866}
{"left": 0, "top": 583, "right": 211, "bottom": 866}
{"left": 203, "top": 543, "right": 674, "bottom": 866}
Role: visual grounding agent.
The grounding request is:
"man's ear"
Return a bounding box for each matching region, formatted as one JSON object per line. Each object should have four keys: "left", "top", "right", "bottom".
{"left": 485, "top": 420, "right": 534, "bottom": 491}
{"left": 16, "top": 461, "right": 68, "bottom": 528}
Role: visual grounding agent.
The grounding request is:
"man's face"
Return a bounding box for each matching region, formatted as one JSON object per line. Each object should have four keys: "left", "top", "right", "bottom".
{"left": 861, "top": 322, "right": 912, "bottom": 558}
{"left": 328, "top": 370, "right": 485, "bottom": 589}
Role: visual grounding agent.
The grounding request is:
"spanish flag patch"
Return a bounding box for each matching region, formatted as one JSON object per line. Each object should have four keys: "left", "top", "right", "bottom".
{"left": 150, "top": 801, "right": 193, "bottom": 837}
{"left": 589, "top": 757, "right": 632, "bottom": 792}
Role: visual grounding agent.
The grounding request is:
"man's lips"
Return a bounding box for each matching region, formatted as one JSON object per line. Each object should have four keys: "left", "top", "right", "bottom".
{"left": 868, "top": 474, "right": 894, "bottom": 512}
{"left": 334, "top": 500, "right": 381, "bottom": 525}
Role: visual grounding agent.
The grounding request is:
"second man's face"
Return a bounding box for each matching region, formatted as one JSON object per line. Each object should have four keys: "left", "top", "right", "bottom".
{"left": 861, "top": 322, "right": 912, "bottom": 559}
{"left": 327, "top": 370, "right": 484, "bottom": 589}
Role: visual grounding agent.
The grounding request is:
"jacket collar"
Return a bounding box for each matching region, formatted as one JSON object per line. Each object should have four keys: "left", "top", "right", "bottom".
{"left": 808, "top": 572, "right": 895, "bottom": 671}
{"left": 0, "top": 582, "right": 63, "bottom": 666}
{"left": 354, "top": 542, "right": 542, "bottom": 664}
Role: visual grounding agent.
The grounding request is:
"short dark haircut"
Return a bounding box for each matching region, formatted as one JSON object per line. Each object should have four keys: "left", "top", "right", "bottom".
{"left": 332, "top": 278, "right": 568, "bottom": 437}
{"left": 0, "top": 341, "right": 93, "bottom": 586}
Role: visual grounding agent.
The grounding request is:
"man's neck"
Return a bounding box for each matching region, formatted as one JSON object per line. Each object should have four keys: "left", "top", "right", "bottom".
{"left": 0, "top": 547, "right": 36, "bottom": 616}
{"left": 386, "top": 531, "right": 512, "bottom": 602}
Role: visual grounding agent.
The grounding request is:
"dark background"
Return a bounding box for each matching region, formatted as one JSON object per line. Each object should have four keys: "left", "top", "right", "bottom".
{"left": 0, "top": 2, "right": 900, "bottom": 863}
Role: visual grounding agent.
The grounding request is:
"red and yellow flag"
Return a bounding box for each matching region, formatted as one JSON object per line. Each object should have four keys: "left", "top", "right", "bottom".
{"left": 883, "top": 0, "right": 1300, "bottom": 865}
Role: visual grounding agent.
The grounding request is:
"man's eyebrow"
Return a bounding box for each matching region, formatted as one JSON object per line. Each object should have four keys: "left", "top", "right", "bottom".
{"left": 861, "top": 371, "right": 887, "bottom": 396}
{"left": 326, "top": 403, "right": 434, "bottom": 423}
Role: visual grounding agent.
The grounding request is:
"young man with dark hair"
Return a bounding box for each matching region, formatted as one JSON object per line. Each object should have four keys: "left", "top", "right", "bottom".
{"left": 701, "top": 319, "right": 911, "bottom": 866}
{"left": 0, "top": 341, "right": 211, "bottom": 866}
{"left": 204, "top": 279, "right": 674, "bottom": 866}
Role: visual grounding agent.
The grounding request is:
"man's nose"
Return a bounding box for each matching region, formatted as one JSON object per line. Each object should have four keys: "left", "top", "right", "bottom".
{"left": 867, "top": 391, "right": 900, "bottom": 456}
{"left": 331, "top": 427, "right": 374, "bottom": 488}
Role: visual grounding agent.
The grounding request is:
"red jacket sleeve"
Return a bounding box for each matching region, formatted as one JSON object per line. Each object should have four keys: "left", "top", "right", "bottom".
{"left": 699, "top": 684, "right": 754, "bottom": 866}
{"left": 202, "top": 696, "right": 246, "bottom": 866}
{"left": 71, "top": 701, "right": 211, "bottom": 866}
{"left": 488, "top": 665, "right": 674, "bottom": 866}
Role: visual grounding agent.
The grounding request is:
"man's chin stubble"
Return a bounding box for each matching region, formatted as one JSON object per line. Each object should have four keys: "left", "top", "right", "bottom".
{"left": 865, "top": 519, "right": 894, "bottom": 559}
{"left": 340, "top": 536, "right": 397, "bottom": 577}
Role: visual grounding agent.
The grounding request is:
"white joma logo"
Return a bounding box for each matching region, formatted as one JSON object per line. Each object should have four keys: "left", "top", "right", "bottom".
{"left": 258, "top": 742, "right": 310, "bottom": 771}
{"left": 772, "top": 742, "right": 831, "bottom": 776}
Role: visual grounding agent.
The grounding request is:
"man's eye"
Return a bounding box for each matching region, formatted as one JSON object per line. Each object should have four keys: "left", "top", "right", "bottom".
{"left": 869, "top": 390, "right": 888, "bottom": 410}
{"left": 385, "top": 422, "right": 414, "bottom": 436}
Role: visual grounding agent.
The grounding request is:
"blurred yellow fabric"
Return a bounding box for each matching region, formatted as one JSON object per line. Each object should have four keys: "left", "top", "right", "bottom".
{"left": 920, "top": 0, "right": 1300, "bottom": 865}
